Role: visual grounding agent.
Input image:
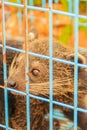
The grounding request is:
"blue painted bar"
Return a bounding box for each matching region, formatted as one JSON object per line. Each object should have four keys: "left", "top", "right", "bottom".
{"left": 29, "top": 0, "right": 33, "bottom": 5}
{"left": 17, "top": 0, "right": 23, "bottom": 35}
{"left": 0, "top": 123, "right": 15, "bottom": 130}
{"left": 42, "top": 0, "right": 46, "bottom": 7}
{"left": 54, "top": 0, "right": 59, "bottom": 4}
{"left": 74, "top": 0, "right": 79, "bottom": 129}
{"left": 1, "top": 0, "right": 87, "bottom": 129}
{"left": 3, "top": 1, "right": 87, "bottom": 20}
{"left": 4, "top": 1, "right": 49, "bottom": 11}
{"left": 68, "top": 0, "right": 72, "bottom": 13}
{"left": 0, "top": 44, "right": 87, "bottom": 71}
{"left": 17, "top": 11, "right": 23, "bottom": 35}
{"left": 23, "top": 0, "right": 30, "bottom": 129}
{"left": 4, "top": 87, "right": 87, "bottom": 114}
{"left": 79, "top": 23, "right": 87, "bottom": 26}
{"left": 0, "top": 124, "right": 6, "bottom": 129}
{"left": 7, "top": 88, "right": 26, "bottom": 95}
{"left": 49, "top": 0, "right": 53, "bottom": 130}
{"left": 4, "top": 89, "right": 9, "bottom": 130}
{"left": 78, "top": 107, "right": 87, "bottom": 113}
{"left": 29, "top": 0, "right": 34, "bottom": 29}
{"left": 2, "top": 1, "right": 87, "bottom": 20}
{"left": 0, "top": 45, "right": 87, "bottom": 69}
{"left": 29, "top": 94, "right": 87, "bottom": 113}
{"left": 1, "top": 0, "right": 9, "bottom": 129}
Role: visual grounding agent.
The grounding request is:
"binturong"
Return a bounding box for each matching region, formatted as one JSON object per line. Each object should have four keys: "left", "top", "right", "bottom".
{"left": 7, "top": 33, "right": 87, "bottom": 130}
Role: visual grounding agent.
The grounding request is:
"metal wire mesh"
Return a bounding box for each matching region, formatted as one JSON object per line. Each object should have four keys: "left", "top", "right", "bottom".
{"left": 0, "top": 0, "right": 87, "bottom": 130}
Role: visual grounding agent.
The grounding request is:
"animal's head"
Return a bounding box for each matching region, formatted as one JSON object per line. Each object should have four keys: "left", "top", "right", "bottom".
{"left": 7, "top": 36, "right": 87, "bottom": 130}
{"left": 7, "top": 37, "right": 87, "bottom": 106}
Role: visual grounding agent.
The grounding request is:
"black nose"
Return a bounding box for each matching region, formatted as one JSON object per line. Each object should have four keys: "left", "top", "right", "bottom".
{"left": 7, "top": 79, "right": 16, "bottom": 88}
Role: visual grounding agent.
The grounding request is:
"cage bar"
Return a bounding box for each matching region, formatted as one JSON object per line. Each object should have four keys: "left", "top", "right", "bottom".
{"left": 73, "top": 0, "right": 79, "bottom": 129}
{"left": 1, "top": 0, "right": 9, "bottom": 129}
{"left": 23, "top": 0, "right": 30, "bottom": 129}
{"left": 0, "top": 0, "right": 87, "bottom": 130}
{"left": 49, "top": 0, "right": 53, "bottom": 130}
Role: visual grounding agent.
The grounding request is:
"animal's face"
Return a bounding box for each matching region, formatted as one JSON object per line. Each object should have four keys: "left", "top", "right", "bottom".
{"left": 8, "top": 39, "right": 71, "bottom": 92}
{"left": 8, "top": 53, "right": 49, "bottom": 92}
{"left": 8, "top": 38, "right": 87, "bottom": 106}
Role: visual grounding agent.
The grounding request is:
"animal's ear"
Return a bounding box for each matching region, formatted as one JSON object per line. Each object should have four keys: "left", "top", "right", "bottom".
{"left": 67, "top": 53, "right": 86, "bottom": 64}
{"left": 22, "top": 29, "right": 38, "bottom": 50}
{"left": 28, "top": 29, "right": 38, "bottom": 41}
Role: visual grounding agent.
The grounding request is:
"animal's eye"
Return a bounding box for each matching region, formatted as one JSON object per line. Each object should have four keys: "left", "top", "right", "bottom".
{"left": 31, "top": 69, "right": 40, "bottom": 76}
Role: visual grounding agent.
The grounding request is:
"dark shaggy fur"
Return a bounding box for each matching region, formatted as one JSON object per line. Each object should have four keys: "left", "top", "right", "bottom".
{"left": 0, "top": 40, "right": 22, "bottom": 130}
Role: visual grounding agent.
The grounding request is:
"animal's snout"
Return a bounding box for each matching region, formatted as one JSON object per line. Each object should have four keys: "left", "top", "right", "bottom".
{"left": 7, "top": 78, "right": 17, "bottom": 88}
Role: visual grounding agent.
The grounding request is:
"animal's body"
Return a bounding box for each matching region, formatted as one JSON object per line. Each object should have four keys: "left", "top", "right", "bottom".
{"left": 6, "top": 37, "right": 87, "bottom": 130}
